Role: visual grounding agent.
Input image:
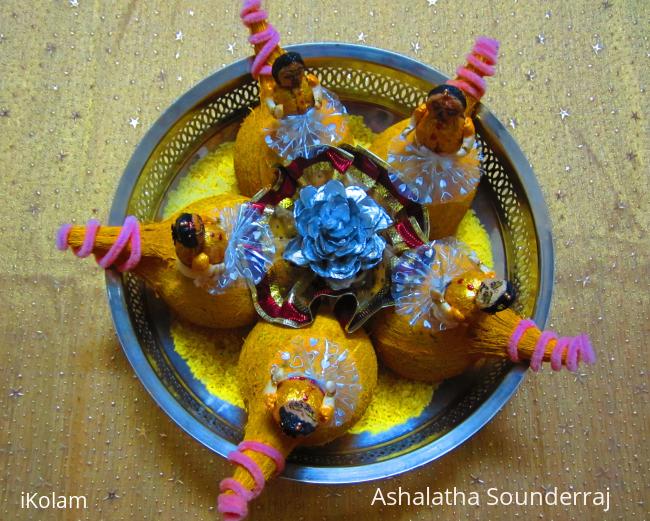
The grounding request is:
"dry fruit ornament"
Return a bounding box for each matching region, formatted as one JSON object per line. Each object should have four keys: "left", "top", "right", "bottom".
{"left": 371, "top": 37, "right": 500, "bottom": 239}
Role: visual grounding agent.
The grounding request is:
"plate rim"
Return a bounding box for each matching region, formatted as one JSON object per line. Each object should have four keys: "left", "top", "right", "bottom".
{"left": 106, "top": 42, "right": 554, "bottom": 484}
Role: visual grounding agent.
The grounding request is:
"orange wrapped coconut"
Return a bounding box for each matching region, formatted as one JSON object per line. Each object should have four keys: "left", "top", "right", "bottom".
{"left": 217, "top": 313, "right": 377, "bottom": 520}
{"left": 372, "top": 238, "right": 595, "bottom": 382}
{"left": 56, "top": 194, "right": 269, "bottom": 329}
{"left": 370, "top": 37, "right": 500, "bottom": 239}
{"left": 234, "top": 1, "right": 351, "bottom": 196}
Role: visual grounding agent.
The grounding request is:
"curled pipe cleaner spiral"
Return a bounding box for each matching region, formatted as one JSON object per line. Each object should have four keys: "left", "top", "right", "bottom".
{"left": 56, "top": 216, "right": 142, "bottom": 272}
{"left": 447, "top": 36, "right": 500, "bottom": 101}
{"left": 508, "top": 320, "right": 596, "bottom": 372}
{"left": 218, "top": 441, "right": 285, "bottom": 521}
{"left": 240, "top": 0, "right": 281, "bottom": 78}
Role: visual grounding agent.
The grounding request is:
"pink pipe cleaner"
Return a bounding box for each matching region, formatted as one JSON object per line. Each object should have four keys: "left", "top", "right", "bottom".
{"left": 240, "top": 0, "right": 281, "bottom": 78}
{"left": 56, "top": 216, "right": 142, "bottom": 272}
{"left": 55, "top": 223, "right": 73, "bottom": 252}
{"left": 508, "top": 318, "right": 535, "bottom": 362}
{"left": 218, "top": 440, "right": 286, "bottom": 521}
{"left": 550, "top": 336, "right": 571, "bottom": 371}
{"left": 75, "top": 219, "right": 101, "bottom": 258}
{"left": 447, "top": 36, "right": 499, "bottom": 101}
{"left": 530, "top": 331, "right": 558, "bottom": 372}
{"left": 238, "top": 440, "right": 286, "bottom": 474}
{"left": 508, "top": 320, "right": 596, "bottom": 372}
{"left": 227, "top": 451, "right": 266, "bottom": 495}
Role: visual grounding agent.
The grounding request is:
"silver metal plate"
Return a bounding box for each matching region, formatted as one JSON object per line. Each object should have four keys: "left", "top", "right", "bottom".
{"left": 106, "top": 43, "right": 553, "bottom": 484}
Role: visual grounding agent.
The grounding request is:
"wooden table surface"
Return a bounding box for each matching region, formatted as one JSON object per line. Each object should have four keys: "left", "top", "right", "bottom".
{"left": 1, "top": 1, "right": 647, "bottom": 520}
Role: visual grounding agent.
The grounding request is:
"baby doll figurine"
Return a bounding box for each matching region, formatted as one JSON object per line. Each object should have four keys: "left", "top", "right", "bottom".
{"left": 391, "top": 238, "right": 516, "bottom": 331}
{"left": 262, "top": 52, "right": 348, "bottom": 162}
{"left": 171, "top": 213, "right": 225, "bottom": 272}
{"left": 385, "top": 82, "right": 481, "bottom": 213}
{"left": 432, "top": 272, "right": 517, "bottom": 326}
{"left": 402, "top": 84, "right": 476, "bottom": 157}
{"left": 234, "top": 6, "right": 352, "bottom": 196}
{"left": 263, "top": 52, "right": 323, "bottom": 119}
{"left": 370, "top": 37, "right": 500, "bottom": 239}
{"left": 171, "top": 204, "right": 276, "bottom": 296}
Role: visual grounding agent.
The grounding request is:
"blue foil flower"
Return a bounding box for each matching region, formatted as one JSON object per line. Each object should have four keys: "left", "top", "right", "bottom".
{"left": 283, "top": 180, "right": 392, "bottom": 289}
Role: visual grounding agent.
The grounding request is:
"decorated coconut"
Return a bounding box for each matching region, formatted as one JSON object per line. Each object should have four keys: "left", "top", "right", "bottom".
{"left": 370, "top": 37, "right": 500, "bottom": 239}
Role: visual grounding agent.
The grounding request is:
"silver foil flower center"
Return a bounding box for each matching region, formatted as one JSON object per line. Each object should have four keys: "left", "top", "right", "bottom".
{"left": 283, "top": 180, "right": 392, "bottom": 289}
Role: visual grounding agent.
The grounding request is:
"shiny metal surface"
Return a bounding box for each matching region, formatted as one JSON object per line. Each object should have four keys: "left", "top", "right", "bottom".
{"left": 106, "top": 43, "right": 554, "bottom": 484}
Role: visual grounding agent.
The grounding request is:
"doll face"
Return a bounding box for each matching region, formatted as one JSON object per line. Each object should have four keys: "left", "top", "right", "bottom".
{"left": 172, "top": 213, "right": 205, "bottom": 266}
{"left": 277, "top": 61, "right": 305, "bottom": 88}
{"left": 476, "top": 279, "right": 515, "bottom": 313}
{"left": 273, "top": 379, "right": 323, "bottom": 437}
{"left": 426, "top": 91, "right": 465, "bottom": 124}
{"left": 191, "top": 214, "right": 205, "bottom": 246}
{"left": 177, "top": 214, "right": 205, "bottom": 249}
{"left": 278, "top": 400, "right": 318, "bottom": 437}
